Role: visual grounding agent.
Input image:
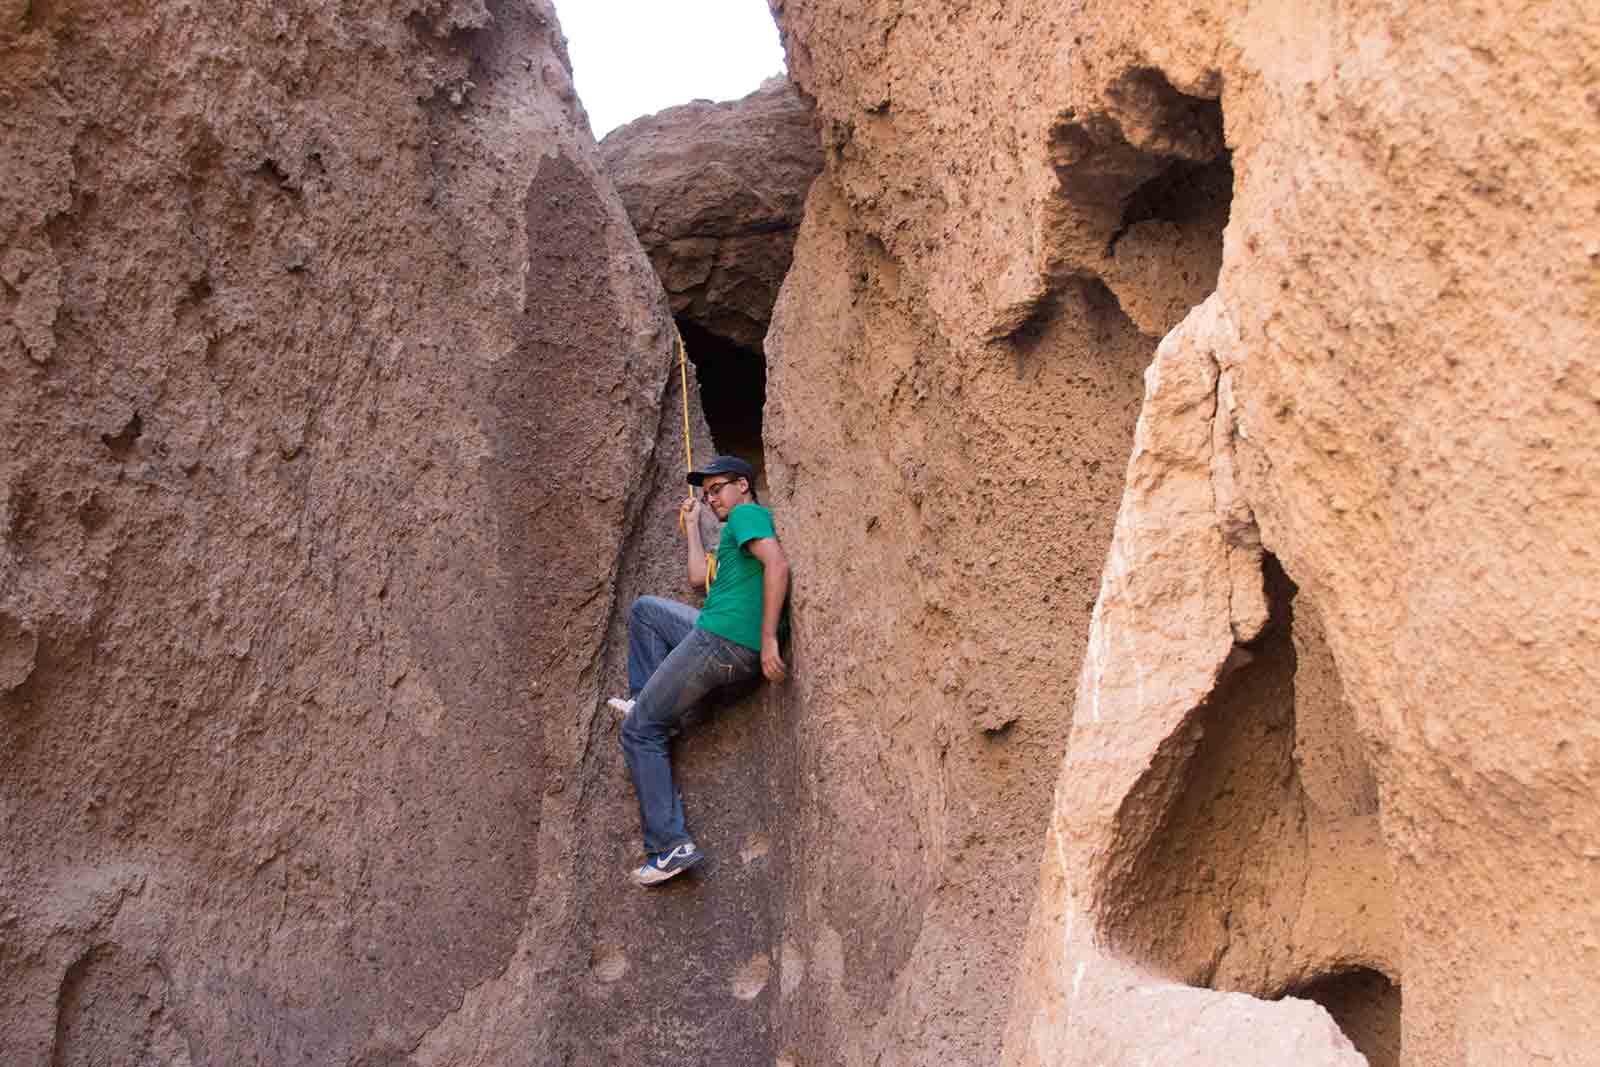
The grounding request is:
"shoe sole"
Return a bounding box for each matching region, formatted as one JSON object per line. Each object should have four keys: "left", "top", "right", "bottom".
{"left": 633, "top": 850, "right": 706, "bottom": 887}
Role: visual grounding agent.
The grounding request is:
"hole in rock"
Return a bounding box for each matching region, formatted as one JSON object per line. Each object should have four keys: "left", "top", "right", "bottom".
{"left": 1044, "top": 68, "right": 1234, "bottom": 338}
{"left": 1285, "top": 967, "right": 1401, "bottom": 1067}
{"left": 1110, "top": 151, "right": 1233, "bottom": 256}
{"left": 1099, "top": 555, "right": 1395, "bottom": 1032}
{"left": 677, "top": 316, "right": 767, "bottom": 486}
{"left": 100, "top": 412, "right": 142, "bottom": 458}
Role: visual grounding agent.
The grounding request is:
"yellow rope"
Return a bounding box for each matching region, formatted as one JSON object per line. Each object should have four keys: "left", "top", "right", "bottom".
{"left": 673, "top": 325, "right": 718, "bottom": 593}
{"left": 677, "top": 326, "right": 694, "bottom": 485}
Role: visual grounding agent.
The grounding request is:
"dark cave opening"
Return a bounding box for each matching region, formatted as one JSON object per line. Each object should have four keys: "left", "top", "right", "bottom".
{"left": 1113, "top": 151, "right": 1235, "bottom": 248}
{"left": 677, "top": 316, "right": 767, "bottom": 487}
{"left": 1286, "top": 967, "right": 1402, "bottom": 1067}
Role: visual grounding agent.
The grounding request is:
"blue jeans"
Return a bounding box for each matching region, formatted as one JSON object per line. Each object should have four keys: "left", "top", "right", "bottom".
{"left": 620, "top": 596, "right": 761, "bottom": 855}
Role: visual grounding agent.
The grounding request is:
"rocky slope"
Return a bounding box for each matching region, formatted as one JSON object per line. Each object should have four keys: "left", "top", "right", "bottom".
{"left": 0, "top": 2, "right": 764, "bottom": 1063}
{"left": 763, "top": 1, "right": 1600, "bottom": 1064}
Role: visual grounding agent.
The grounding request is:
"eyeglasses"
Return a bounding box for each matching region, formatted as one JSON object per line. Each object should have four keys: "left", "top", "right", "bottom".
{"left": 702, "top": 478, "right": 741, "bottom": 498}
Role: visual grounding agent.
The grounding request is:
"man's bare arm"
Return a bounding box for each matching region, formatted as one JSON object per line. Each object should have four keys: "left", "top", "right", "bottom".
{"left": 682, "top": 498, "right": 708, "bottom": 591}
{"left": 747, "top": 536, "right": 790, "bottom": 682}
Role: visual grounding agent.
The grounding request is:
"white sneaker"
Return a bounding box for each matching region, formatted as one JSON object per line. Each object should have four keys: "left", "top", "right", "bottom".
{"left": 631, "top": 841, "right": 705, "bottom": 886}
{"left": 606, "top": 696, "right": 635, "bottom": 716}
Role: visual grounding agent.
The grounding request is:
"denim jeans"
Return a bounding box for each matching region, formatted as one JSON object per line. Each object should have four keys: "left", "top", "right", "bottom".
{"left": 620, "top": 596, "right": 761, "bottom": 855}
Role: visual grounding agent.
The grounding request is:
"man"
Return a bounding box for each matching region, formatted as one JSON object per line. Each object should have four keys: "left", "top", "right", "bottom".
{"left": 611, "top": 455, "right": 790, "bottom": 886}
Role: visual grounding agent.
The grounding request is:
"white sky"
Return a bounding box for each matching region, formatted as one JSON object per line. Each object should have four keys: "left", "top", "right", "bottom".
{"left": 555, "top": 1, "right": 789, "bottom": 139}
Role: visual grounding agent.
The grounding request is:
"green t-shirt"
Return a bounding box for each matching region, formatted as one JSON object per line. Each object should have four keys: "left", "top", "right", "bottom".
{"left": 696, "top": 503, "right": 784, "bottom": 651}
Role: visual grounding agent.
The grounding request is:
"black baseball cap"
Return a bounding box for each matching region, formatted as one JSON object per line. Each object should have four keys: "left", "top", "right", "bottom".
{"left": 687, "top": 455, "right": 756, "bottom": 486}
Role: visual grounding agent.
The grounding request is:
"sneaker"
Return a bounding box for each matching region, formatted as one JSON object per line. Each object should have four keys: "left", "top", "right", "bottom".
{"left": 606, "top": 696, "right": 635, "bottom": 716}
{"left": 631, "top": 841, "right": 705, "bottom": 886}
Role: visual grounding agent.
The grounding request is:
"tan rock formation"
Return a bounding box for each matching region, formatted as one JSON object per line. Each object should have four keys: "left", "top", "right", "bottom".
{"left": 762, "top": 130, "right": 1151, "bottom": 1067}
{"left": 601, "top": 79, "right": 822, "bottom": 355}
{"left": 0, "top": 2, "right": 776, "bottom": 1063}
{"left": 765, "top": 0, "right": 1600, "bottom": 1064}
{"left": 1004, "top": 298, "right": 1393, "bottom": 1065}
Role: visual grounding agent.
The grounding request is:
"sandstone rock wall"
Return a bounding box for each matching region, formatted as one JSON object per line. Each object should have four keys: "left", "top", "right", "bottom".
{"left": 6, "top": 0, "right": 1595, "bottom": 1061}
{"left": 765, "top": 0, "right": 1600, "bottom": 1064}
{"left": 762, "top": 174, "right": 1149, "bottom": 1066}
{"left": 0, "top": 2, "right": 729, "bottom": 1062}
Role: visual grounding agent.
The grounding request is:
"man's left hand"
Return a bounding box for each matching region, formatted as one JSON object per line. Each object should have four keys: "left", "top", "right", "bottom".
{"left": 761, "top": 636, "right": 787, "bottom": 683}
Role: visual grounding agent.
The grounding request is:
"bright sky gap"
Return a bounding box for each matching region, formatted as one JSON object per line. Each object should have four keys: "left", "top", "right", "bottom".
{"left": 555, "top": 0, "right": 789, "bottom": 138}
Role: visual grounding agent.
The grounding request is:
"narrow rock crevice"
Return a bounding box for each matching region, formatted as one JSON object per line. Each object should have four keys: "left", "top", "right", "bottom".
{"left": 676, "top": 316, "right": 768, "bottom": 482}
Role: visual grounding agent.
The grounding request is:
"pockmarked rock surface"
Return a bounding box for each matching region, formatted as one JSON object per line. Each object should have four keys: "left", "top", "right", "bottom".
{"left": 762, "top": 73, "right": 1152, "bottom": 1067}
{"left": 601, "top": 78, "right": 822, "bottom": 355}
{"left": 765, "top": 0, "right": 1599, "bottom": 1065}
{"left": 6, "top": 0, "right": 1596, "bottom": 1062}
{"left": 0, "top": 2, "right": 776, "bottom": 1063}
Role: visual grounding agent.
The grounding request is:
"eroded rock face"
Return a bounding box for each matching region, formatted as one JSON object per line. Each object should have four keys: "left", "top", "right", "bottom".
{"left": 0, "top": 2, "right": 747, "bottom": 1062}
{"left": 601, "top": 78, "right": 822, "bottom": 355}
{"left": 766, "top": 0, "right": 1599, "bottom": 1064}
{"left": 1003, "top": 299, "right": 1392, "bottom": 1066}
{"left": 762, "top": 102, "right": 1152, "bottom": 1067}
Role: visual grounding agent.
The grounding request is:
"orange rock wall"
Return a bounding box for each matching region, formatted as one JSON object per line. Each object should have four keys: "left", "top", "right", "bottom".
{"left": 765, "top": 0, "right": 1600, "bottom": 1064}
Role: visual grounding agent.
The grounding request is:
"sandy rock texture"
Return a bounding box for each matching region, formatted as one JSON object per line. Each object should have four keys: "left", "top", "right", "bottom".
{"left": 601, "top": 79, "right": 822, "bottom": 356}
{"left": 0, "top": 1, "right": 756, "bottom": 1062}
{"left": 762, "top": 64, "right": 1153, "bottom": 1067}
{"left": 765, "top": 0, "right": 1599, "bottom": 1064}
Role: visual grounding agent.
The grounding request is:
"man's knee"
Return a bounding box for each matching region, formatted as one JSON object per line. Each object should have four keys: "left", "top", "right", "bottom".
{"left": 619, "top": 712, "right": 642, "bottom": 748}
{"left": 630, "top": 594, "right": 669, "bottom": 624}
{"left": 621, "top": 706, "right": 666, "bottom": 749}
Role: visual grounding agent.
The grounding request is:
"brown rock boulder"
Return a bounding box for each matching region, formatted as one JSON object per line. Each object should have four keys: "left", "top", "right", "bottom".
{"left": 601, "top": 78, "right": 823, "bottom": 355}
{"left": 0, "top": 2, "right": 776, "bottom": 1064}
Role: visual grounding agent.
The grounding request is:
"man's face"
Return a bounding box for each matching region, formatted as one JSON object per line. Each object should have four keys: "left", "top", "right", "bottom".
{"left": 701, "top": 475, "right": 747, "bottom": 520}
